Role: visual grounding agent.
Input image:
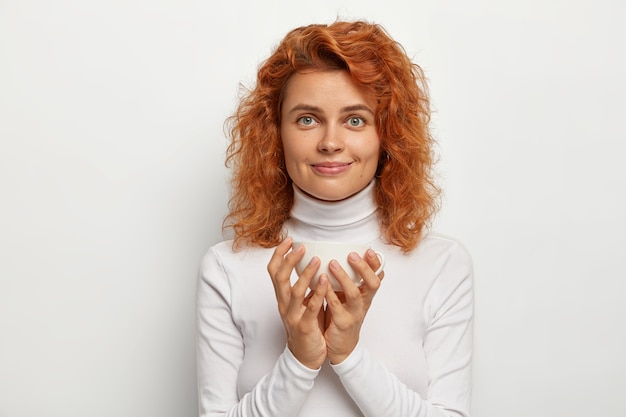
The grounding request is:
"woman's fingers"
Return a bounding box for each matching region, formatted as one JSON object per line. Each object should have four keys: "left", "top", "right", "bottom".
{"left": 268, "top": 239, "right": 327, "bottom": 369}
{"left": 328, "top": 251, "right": 382, "bottom": 301}
{"left": 267, "top": 237, "right": 323, "bottom": 323}
{"left": 324, "top": 280, "right": 343, "bottom": 310}
{"left": 267, "top": 237, "right": 294, "bottom": 283}
{"left": 362, "top": 249, "right": 385, "bottom": 285}
{"left": 268, "top": 239, "right": 318, "bottom": 304}
{"left": 287, "top": 254, "right": 321, "bottom": 315}
{"left": 301, "top": 273, "right": 327, "bottom": 321}
{"left": 267, "top": 237, "right": 297, "bottom": 307}
{"left": 345, "top": 251, "right": 382, "bottom": 294}
{"left": 328, "top": 258, "right": 360, "bottom": 297}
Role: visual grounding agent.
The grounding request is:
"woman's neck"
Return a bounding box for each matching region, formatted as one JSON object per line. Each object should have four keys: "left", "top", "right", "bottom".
{"left": 286, "top": 180, "right": 380, "bottom": 243}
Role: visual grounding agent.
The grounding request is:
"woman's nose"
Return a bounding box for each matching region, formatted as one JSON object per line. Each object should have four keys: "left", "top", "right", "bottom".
{"left": 317, "top": 126, "right": 344, "bottom": 153}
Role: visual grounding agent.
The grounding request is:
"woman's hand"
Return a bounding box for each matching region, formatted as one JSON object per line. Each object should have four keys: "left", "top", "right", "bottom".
{"left": 267, "top": 237, "right": 329, "bottom": 370}
{"left": 324, "top": 249, "right": 384, "bottom": 365}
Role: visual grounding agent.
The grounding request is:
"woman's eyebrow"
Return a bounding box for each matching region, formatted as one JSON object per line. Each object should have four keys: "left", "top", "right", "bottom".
{"left": 287, "top": 104, "right": 374, "bottom": 114}
{"left": 341, "top": 104, "right": 374, "bottom": 114}
{"left": 287, "top": 104, "right": 323, "bottom": 114}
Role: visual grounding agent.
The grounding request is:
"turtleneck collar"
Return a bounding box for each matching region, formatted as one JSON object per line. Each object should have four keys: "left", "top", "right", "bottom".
{"left": 285, "top": 180, "right": 380, "bottom": 244}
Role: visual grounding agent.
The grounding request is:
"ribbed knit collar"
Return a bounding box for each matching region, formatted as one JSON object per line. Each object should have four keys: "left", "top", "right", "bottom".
{"left": 285, "top": 180, "right": 380, "bottom": 244}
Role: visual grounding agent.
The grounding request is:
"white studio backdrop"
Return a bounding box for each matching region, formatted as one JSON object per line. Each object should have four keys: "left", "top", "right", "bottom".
{"left": 1, "top": 1, "right": 624, "bottom": 416}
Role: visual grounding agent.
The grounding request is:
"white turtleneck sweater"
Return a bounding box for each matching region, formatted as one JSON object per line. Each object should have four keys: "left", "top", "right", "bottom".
{"left": 196, "top": 181, "right": 473, "bottom": 417}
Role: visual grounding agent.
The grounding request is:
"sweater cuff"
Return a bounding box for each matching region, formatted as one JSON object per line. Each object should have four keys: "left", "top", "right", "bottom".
{"left": 329, "top": 342, "right": 365, "bottom": 376}
{"left": 282, "top": 345, "right": 322, "bottom": 380}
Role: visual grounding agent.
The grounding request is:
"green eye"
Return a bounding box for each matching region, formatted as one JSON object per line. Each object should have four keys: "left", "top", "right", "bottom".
{"left": 298, "top": 116, "right": 315, "bottom": 126}
{"left": 348, "top": 117, "right": 364, "bottom": 127}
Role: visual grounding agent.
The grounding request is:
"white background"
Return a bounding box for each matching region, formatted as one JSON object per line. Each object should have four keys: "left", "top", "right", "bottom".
{"left": 1, "top": 1, "right": 625, "bottom": 416}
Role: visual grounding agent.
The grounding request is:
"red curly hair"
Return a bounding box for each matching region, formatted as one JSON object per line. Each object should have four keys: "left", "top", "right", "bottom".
{"left": 224, "top": 20, "right": 439, "bottom": 252}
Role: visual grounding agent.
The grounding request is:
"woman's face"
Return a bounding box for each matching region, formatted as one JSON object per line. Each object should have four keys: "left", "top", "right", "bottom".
{"left": 280, "top": 70, "right": 380, "bottom": 201}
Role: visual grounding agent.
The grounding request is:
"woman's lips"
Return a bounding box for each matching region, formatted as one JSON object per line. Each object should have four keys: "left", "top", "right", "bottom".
{"left": 311, "top": 162, "right": 352, "bottom": 175}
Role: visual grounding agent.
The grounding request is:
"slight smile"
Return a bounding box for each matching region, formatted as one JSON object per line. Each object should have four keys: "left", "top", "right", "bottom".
{"left": 311, "top": 162, "right": 353, "bottom": 175}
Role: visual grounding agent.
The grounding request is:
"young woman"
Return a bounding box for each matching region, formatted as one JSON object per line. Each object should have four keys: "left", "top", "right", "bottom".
{"left": 197, "top": 20, "right": 473, "bottom": 417}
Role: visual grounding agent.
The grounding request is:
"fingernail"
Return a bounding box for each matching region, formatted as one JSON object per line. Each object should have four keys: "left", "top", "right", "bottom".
{"left": 348, "top": 252, "right": 359, "bottom": 262}
{"left": 330, "top": 260, "right": 340, "bottom": 270}
{"left": 309, "top": 256, "right": 319, "bottom": 266}
{"left": 367, "top": 249, "right": 376, "bottom": 259}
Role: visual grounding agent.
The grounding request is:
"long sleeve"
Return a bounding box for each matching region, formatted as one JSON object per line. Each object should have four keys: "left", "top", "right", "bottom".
{"left": 197, "top": 182, "right": 474, "bottom": 416}
{"left": 331, "top": 241, "right": 474, "bottom": 417}
{"left": 196, "top": 246, "right": 320, "bottom": 417}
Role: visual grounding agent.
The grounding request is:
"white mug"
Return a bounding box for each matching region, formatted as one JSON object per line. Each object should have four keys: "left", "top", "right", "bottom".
{"left": 294, "top": 241, "right": 385, "bottom": 291}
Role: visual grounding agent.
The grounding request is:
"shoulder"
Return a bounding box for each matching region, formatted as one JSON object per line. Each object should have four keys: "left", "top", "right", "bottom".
{"left": 412, "top": 232, "right": 474, "bottom": 296}
{"left": 417, "top": 233, "right": 474, "bottom": 320}
{"left": 379, "top": 232, "right": 472, "bottom": 291}
{"left": 200, "top": 240, "right": 231, "bottom": 271}
{"left": 198, "top": 240, "right": 276, "bottom": 307}
{"left": 415, "top": 232, "right": 472, "bottom": 267}
{"left": 200, "top": 240, "right": 276, "bottom": 277}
